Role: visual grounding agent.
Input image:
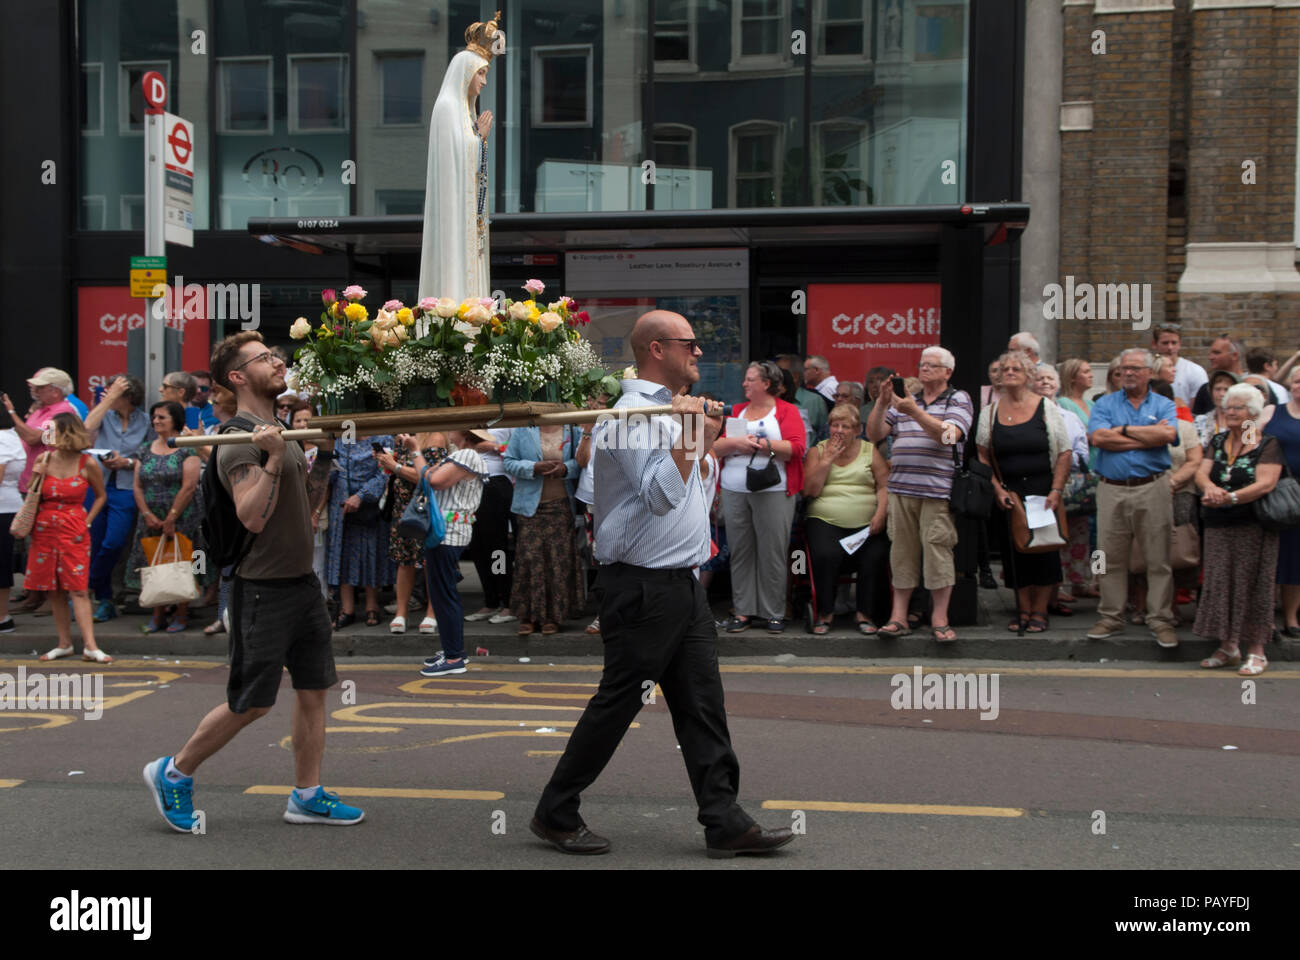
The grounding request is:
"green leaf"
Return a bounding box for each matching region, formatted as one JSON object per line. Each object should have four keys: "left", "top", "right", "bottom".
{"left": 373, "top": 370, "right": 392, "bottom": 384}
{"left": 436, "top": 381, "right": 451, "bottom": 399}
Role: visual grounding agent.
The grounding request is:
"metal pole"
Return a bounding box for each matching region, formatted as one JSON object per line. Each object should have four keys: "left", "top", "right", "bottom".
{"left": 143, "top": 110, "right": 166, "bottom": 398}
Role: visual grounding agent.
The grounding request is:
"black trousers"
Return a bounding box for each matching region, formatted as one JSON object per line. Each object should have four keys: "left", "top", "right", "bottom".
{"left": 804, "top": 516, "right": 891, "bottom": 623}
{"left": 535, "top": 562, "right": 755, "bottom": 844}
{"left": 469, "top": 475, "right": 514, "bottom": 608}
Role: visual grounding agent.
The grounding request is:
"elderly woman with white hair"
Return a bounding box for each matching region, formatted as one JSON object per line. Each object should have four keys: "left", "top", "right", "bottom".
{"left": 866, "top": 345, "right": 974, "bottom": 642}
{"left": 1033, "top": 363, "right": 1093, "bottom": 611}
{"left": 1194, "top": 383, "right": 1283, "bottom": 676}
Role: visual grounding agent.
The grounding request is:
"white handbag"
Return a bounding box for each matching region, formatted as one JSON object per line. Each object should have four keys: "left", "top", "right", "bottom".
{"left": 138, "top": 534, "right": 200, "bottom": 607}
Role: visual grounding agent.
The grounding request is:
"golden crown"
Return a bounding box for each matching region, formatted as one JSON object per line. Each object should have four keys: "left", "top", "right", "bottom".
{"left": 465, "top": 11, "right": 503, "bottom": 60}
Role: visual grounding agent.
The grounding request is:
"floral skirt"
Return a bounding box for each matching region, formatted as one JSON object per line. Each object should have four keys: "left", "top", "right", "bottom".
{"left": 1194, "top": 523, "right": 1278, "bottom": 648}
{"left": 510, "top": 499, "right": 581, "bottom": 625}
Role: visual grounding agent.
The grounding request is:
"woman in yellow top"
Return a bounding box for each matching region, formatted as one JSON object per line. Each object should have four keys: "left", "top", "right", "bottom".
{"left": 802, "top": 404, "right": 890, "bottom": 634}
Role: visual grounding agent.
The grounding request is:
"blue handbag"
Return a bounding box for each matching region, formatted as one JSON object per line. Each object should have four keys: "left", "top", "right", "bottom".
{"left": 396, "top": 469, "right": 446, "bottom": 547}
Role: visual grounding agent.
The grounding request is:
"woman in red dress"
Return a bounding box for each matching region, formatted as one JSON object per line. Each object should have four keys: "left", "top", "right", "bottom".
{"left": 26, "top": 413, "right": 111, "bottom": 662}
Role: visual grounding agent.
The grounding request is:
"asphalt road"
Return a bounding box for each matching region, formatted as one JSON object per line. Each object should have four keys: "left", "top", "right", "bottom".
{"left": 0, "top": 655, "right": 1297, "bottom": 870}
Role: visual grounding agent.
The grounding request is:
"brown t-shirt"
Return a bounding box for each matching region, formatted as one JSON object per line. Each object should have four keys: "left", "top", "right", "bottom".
{"left": 218, "top": 410, "right": 314, "bottom": 579}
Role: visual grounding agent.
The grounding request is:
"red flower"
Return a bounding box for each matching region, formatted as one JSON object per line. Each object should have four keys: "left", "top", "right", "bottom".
{"left": 321, "top": 288, "right": 336, "bottom": 305}
{"left": 576, "top": 311, "right": 591, "bottom": 326}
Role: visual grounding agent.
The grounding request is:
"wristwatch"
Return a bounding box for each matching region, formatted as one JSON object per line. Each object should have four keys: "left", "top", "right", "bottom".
{"left": 1230, "top": 491, "right": 1239, "bottom": 505}
{"left": 1122, "top": 424, "right": 1130, "bottom": 438}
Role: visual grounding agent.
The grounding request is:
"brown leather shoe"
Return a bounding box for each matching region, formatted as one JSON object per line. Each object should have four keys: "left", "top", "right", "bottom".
{"left": 529, "top": 816, "right": 611, "bottom": 855}
{"left": 706, "top": 823, "right": 795, "bottom": 859}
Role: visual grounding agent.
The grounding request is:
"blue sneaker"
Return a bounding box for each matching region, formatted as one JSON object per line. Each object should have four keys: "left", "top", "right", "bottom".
{"left": 420, "top": 656, "right": 468, "bottom": 676}
{"left": 93, "top": 600, "right": 117, "bottom": 623}
{"left": 284, "top": 787, "right": 364, "bottom": 825}
{"left": 422, "top": 652, "right": 445, "bottom": 667}
{"left": 143, "top": 756, "right": 197, "bottom": 833}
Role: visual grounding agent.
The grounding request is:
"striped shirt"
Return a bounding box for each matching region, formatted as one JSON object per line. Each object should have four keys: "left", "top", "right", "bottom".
{"left": 883, "top": 387, "right": 974, "bottom": 499}
{"left": 591, "top": 379, "right": 710, "bottom": 570}
{"left": 431, "top": 447, "right": 486, "bottom": 548}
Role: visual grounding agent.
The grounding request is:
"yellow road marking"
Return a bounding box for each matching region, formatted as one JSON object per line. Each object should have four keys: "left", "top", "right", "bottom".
{"left": 325, "top": 726, "right": 403, "bottom": 733}
{"left": 391, "top": 700, "right": 584, "bottom": 711}
{"left": 340, "top": 663, "right": 1299, "bottom": 679}
{"left": 331, "top": 701, "right": 639, "bottom": 729}
{"left": 0, "top": 714, "right": 77, "bottom": 732}
{"left": 399, "top": 678, "right": 598, "bottom": 699}
{"left": 0, "top": 779, "right": 24, "bottom": 787}
{"left": 245, "top": 785, "right": 504, "bottom": 801}
{"left": 0, "top": 659, "right": 222, "bottom": 670}
{"left": 526, "top": 750, "right": 564, "bottom": 757}
{"left": 763, "top": 800, "right": 1025, "bottom": 818}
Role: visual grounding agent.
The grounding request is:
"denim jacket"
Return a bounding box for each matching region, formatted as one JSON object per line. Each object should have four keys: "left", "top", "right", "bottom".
{"left": 503, "top": 426, "right": 580, "bottom": 517}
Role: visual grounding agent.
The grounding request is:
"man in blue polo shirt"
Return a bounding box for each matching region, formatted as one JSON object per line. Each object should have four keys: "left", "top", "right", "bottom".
{"left": 1086, "top": 348, "right": 1179, "bottom": 647}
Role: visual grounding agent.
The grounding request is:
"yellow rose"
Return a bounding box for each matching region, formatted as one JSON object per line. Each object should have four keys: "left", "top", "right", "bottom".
{"left": 289, "top": 317, "right": 311, "bottom": 340}
{"left": 317, "top": 323, "right": 334, "bottom": 339}
{"left": 435, "top": 297, "right": 458, "bottom": 318}
{"left": 537, "top": 312, "right": 562, "bottom": 333}
{"left": 527, "top": 304, "right": 540, "bottom": 322}
{"left": 397, "top": 307, "right": 413, "bottom": 326}
{"left": 456, "top": 302, "right": 472, "bottom": 319}
{"left": 344, "top": 302, "right": 367, "bottom": 323}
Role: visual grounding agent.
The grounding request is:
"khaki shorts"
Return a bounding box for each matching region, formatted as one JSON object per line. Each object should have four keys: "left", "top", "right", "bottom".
{"left": 887, "top": 493, "right": 959, "bottom": 590}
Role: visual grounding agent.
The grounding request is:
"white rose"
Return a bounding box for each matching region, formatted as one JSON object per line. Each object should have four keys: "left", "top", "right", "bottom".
{"left": 465, "top": 303, "right": 492, "bottom": 325}
{"left": 508, "top": 301, "right": 530, "bottom": 321}
{"left": 435, "top": 297, "right": 458, "bottom": 318}
{"left": 289, "top": 316, "right": 312, "bottom": 340}
{"left": 537, "top": 312, "right": 563, "bottom": 333}
{"left": 622, "top": 366, "right": 638, "bottom": 380}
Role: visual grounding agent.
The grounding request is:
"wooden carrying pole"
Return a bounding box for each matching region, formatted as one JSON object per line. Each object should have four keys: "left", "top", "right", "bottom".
{"left": 166, "top": 401, "right": 711, "bottom": 448}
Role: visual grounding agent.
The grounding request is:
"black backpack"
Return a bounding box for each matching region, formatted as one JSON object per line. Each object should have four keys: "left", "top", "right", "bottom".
{"left": 200, "top": 415, "right": 267, "bottom": 580}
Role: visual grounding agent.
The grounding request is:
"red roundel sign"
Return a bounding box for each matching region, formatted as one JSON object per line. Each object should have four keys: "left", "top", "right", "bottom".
{"left": 141, "top": 71, "right": 167, "bottom": 114}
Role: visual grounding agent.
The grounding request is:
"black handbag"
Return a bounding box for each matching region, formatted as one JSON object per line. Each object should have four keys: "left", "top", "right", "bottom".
{"left": 1254, "top": 462, "right": 1300, "bottom": 530}
{"left": 949, "top": 439, "right": 993, "bottom": 519}
{"left": 745, "top": 440, "right": 781, "bottom": 492}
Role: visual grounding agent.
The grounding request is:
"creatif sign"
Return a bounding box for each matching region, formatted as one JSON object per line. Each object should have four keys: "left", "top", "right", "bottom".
{"left": 78, "top": 286, "right": 210, "bottom": 403}
{"left": 806, "top": 283, "right": 942, "bottom": 381}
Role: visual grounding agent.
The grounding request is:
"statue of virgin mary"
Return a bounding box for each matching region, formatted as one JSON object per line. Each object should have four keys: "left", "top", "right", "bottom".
{"left": 417, "top": 13, "right": 502, "bottom": 305}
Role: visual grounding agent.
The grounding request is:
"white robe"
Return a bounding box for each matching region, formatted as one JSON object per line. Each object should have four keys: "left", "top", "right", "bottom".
{"left": 418, "top": 49, "right": 490, "bottom": 304}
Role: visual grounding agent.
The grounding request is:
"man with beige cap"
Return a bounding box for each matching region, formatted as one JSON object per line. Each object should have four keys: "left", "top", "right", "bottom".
{"left": 2, "top": 368, "right": 82, "bottom": 495}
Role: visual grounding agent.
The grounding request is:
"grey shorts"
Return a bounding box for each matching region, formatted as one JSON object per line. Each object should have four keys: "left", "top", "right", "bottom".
{"left": 227, "top": 574, "right": 336, "bottom": 713}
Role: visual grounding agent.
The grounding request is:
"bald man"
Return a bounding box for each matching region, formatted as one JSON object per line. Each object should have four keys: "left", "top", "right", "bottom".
{"left": 531, "top": 310, "right": 794, "bottom": 859}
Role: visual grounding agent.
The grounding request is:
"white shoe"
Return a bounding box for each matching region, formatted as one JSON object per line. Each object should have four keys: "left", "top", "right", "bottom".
{"left": 488, "top": 608, "right": 517, "bottom": 624}
{"left": 419, "top": 616, "right": 438, "bottom": 635}
{"left": 464, "top": 607, "right": 495, "bottom": 622}
{"left": 390, "top": 616, "right": 407, "bottom": 634}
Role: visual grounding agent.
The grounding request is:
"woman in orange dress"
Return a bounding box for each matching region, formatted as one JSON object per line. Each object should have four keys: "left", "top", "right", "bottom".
{"left": 26, "top": 413, "right": 111, "bottom": 662}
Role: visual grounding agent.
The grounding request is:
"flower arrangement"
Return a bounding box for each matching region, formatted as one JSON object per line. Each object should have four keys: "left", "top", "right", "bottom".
{"left": 291, "top": 279, "right": 615, "bottom": 413}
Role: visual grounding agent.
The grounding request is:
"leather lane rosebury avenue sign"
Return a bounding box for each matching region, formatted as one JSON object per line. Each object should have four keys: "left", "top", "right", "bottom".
{"left": 129, "top": 256, "right": 167, "bottom": 298}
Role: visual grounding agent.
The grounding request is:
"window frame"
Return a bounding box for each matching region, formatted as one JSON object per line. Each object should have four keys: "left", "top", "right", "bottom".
{"left": 81, "top": 195, "right": 106, "bottom": 231}
{"left": 654, "top": 0, "right": 698, "bottom": 74}
{"left": 288, "top": 53, "right": 350, "bottom": 134}
{"left": 728, "top": 120, "right": 784, "bottom": 208}
{"left": 531, "top": 44, "right": 594, "bottom": 129}
{"left": 375, "top": 50, "right": 425, "bottom": 128}
{"left": 216, "top": 56, "right": 273, "bottom": 136}
{"left": 730, "top": 0, "right": 791, "bottom": 71}
{"left": 814, "top": 0, "right": 871, "bottom": 65}
{"left": 812, "top": 119, "right": 870, "bottom": 206}
{"left": 118, "top": 60, "right": 171, "bottom": 136}
{"left": 119, "top": 194, "right": 144, "bottom": 231}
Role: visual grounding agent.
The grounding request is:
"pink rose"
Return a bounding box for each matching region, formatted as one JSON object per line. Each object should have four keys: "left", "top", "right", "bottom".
{"left": 478, "top": 297, "right": 496, "bottom": 309}
{"left": 383, "top": 299, "right": 403, "bottom": 312}
{"left": 321, "top": 288, "right": 337, "bottom": 305}
{"left": 342, "top": 285, "right": 368, "bottom": 301}
{"left": 523, "top": 278, "right": 545, "bottom": 296}
{"left": 418, "top": 297, "right": 438, "bottom": 313}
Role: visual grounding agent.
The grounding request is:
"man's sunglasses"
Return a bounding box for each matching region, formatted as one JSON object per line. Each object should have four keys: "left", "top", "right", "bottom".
{"left": 656, "top": 338, "right": 701, "bottom": 352}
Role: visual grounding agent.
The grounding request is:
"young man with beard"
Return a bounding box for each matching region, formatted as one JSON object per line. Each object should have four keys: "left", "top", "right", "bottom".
{"left": 143, "top": 331, "right": 363, "bottom": 832}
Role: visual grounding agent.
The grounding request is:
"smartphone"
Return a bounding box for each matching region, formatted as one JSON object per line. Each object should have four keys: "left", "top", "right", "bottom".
{"left": 371, "top": 441, "right": 386, "bottom": 454}
{"left": 891, "top": 376, "right": 906, "bottom": 398}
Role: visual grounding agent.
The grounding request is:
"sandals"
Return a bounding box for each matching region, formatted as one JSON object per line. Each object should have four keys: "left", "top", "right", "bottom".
{"left": 585, "top": 618, "right": 601, "bottom": 635}
{"left": 332, "top": 611, "right": 357, "bottom": 630}
{"left": 856, "top": 619, "right": 878, "bottom": 635}
{"left": 1024, "top": 614, "right": 1049, "bottom": 634}
{"left": 82, "top": 648, "right": 113, "bottom": 663}
{"left": 877, "top": 620, "right": 911, "bottom": 638}
{"left": 518, "top": 622, "right": 535, "bottom": 636}
{"left": 1047, "top": 602, "right": 1074, "bottom": 617}
{"left": 365, "top": 610, "right": 381, "bottom": 627}
{"left": 165, "top": 617, "right": 188, "bottom": 633}
{"left": 1200, "top": 647, "right": 1241, "bottom": 669}
{"left": 541, "top": 623, "right": 559, "bottom": 635}
{"left": 907, "top": 611, "right": 924, "bottom": 630}
{"left": 1239, "top": 653, "right": 1268, "bottom": 676}
{"left": 810, "top": 621, "right": 831, "bottom": 635}
{"left": 931, "top": 625, "right": 957, "bottom": 643}
{"left": 390, "top": 616, "right": 407, "bottom": 634}
{"left": 38, "top": 645, "right": 75, "bottom": 661}
{"left": 419, "top": 616, "right": 438, "bottom": 635}
{"left": 203, "top": 620, "right": 225, "bottom": 635}
{"left": 141, "top": 614, "right": 169, "bottom": 634}
{"left": 1008, "top": 612, "right": 1030, "bottom": 633}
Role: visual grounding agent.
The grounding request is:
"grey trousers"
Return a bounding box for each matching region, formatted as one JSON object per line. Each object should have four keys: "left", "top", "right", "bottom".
{"left": 722, "top": 488, "right": 798, "bottom": 621}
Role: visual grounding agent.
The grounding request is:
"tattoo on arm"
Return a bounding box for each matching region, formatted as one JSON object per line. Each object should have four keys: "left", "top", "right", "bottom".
{"left": 306, "top": 456, "right": 330, "bottom": 505}
{"left": 260, "top": 471, "right": 280, "bottom": 520}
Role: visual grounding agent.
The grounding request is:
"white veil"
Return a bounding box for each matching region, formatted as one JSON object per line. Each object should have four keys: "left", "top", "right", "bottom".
{"left": 417, "top": 49, "right": 491, "bottom": 303}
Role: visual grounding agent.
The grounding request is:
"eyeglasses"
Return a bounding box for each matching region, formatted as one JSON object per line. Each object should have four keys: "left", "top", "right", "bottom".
{"left": 233, "top": 350, "right": 284, "bottom": 371}
{"left": 656, "top": 338, "right": 701, "bottom": 352}
{"left": 917, "top": 362, "right": 946, "bottom": 370}
{"left": 196, "top": 385, "right": 210, "bottom": 393}
{"left": 1118, "top": 366, "right": 1147, "bottom": 373}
